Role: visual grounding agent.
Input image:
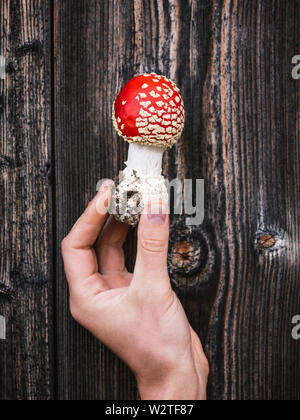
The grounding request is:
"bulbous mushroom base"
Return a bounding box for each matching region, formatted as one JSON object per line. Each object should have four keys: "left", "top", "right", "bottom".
{"left": 112, "top": 170, "right": 168, "bottom": 226}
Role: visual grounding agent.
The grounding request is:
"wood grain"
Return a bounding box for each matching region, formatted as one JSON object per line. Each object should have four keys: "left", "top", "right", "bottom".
{"left": 54, "top": 0, "right": 300, "bottom": 400}
{"left": 0, "top": 0, "right": 53, "bottom": 400}
{"left": 0, "top": 0, "right": 299, "bottom": 401}
{"left": 54, "top": 0, "right": 138, "bottom": 400}
{"left": 200, "top": 0, "right": 300, "bottom": 400}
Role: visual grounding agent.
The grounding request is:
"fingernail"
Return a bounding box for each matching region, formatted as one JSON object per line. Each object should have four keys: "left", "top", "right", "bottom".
{"left": 98, "top": 180, "right": 113, "bottom": 196}
{"left": 147, "top": 201, "right": 168, "bottom": 225}
{"left": 95, "top": 180, "right": 113, "bottom": 215}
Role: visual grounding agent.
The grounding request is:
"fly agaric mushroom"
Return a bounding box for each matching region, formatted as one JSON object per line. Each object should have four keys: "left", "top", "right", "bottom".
{"left": 112, "top": 73, "right": 185, "bottom": 225}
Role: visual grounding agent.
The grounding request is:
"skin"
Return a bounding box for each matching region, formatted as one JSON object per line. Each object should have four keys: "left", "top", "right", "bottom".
{"left": 61, "top": 180, "right": 209, "bottom": 400}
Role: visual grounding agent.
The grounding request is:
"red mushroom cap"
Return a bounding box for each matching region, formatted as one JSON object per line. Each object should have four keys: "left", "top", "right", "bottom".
{"left": 112, "top": 73, "right": 185, "bottom": 148}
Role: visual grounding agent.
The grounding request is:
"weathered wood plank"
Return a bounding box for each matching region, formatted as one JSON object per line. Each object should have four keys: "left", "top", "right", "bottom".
{"left": 54, "top": 0, "right": 138, "bottom": 400}
{"left": 55, "top": 0, "right": 300, "bottom": 400}
{"left": 198, "top": 0, "right": 300, "bottom": 400}
{"left": 0, "top": 0, "right": 53, "bottom": 400}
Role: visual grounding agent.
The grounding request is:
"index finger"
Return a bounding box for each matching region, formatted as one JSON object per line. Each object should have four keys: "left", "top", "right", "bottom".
{"left": 61, "top": 180, "right": 113, "bottom": 290}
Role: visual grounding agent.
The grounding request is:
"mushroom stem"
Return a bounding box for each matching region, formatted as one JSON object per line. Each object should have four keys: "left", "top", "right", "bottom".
{"left": 114, "top": 143, "right": 168, "bottom": 226}
{"left": 123, "top": 143, "right": 165, "bottom": 178}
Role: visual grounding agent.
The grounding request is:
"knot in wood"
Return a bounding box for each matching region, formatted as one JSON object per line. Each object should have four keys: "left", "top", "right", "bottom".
{"left": 168, "top": 218, "right": 217, "bottom": 293}
{"left": 0, "top": 283, "right": 14, "bottom": 298}
{"left": 169, "top": 241, "right": 199, "bottom": 272}
{"left": 16, "top": 40, "right": 43, "bottom": 57}
{"left": 257, "top": 234, "right": 276, "bottom": 250}
{"left": 254, "top": 228, "right": 286, "bottom": 253}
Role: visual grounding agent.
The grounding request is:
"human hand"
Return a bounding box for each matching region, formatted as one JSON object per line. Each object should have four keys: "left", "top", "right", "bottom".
{"left": 62, "top": 181, "right": 209, "bottom": 400}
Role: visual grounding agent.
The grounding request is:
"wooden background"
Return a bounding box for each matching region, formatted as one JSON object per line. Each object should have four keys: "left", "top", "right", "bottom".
{"left": 0, "top": 0, "right": 299, "bottom": 400}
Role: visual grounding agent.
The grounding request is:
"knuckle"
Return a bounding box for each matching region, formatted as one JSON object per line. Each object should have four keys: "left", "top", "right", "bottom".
{"left": 141, "top": 237, "right": 167, "bottom": 254}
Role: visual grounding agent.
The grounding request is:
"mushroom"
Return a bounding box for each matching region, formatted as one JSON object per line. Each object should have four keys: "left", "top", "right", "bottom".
{"left": 111, "top": 73, "right": 185, "bottom": 226}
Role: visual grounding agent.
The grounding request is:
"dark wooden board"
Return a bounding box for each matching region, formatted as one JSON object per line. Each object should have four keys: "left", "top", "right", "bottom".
{"left": 202, "top": 0, "right": 300, "bottom": 400}
{"left": 0, "top": 0, "right": 299, "bottom": 401}
{"left": 0, "top": 0, "right": 53, "bottom": 400}
{"left": 54, "top": 0, "right": 300, "bottom": 400}
{"left": 53, "top": 0, "right": 138, "bottom": 400}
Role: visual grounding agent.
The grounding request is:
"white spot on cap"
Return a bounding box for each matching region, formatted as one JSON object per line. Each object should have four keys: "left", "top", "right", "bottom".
{"left": 156, "top": 86, "right": 162, "bottom": 91}
{"left": 140, "top": 109, "right": 151, "bottom": 118}
{"left": 139, "top": 93, "right": 147, "bottom": 99}
{"left": 148, "top": 124, "right": 165, "bottom": 132}
{"left": 140, "top": 101, "right": 151, "bottom": 108}
{"left": 149, "top": 116, "right": 162, "bottom": 123}
{"left": 117, "top": 117, "right": 121, "bottom": 123}
{"left": 156, "top": 101, "right": 164, "bottom": 108}
{"left": 149, "top": 106, "right": 156, "bottom": 113}
{"left": 138, "top": 127, "right": 151, "bottom": 134}
{"left": 122, "top": 100, "right": 127, "bottom": 105}
{"left": 136, "top": 119, "right": 148, "bottom": 127}
{"left": 142, "top": 84, "right": 149, "bottom": 89}
{"left": 175, "top": 96, "right": 180, "bottom": 103}
{"left": 150, "top": 90, "right": 160, "bottom": 98}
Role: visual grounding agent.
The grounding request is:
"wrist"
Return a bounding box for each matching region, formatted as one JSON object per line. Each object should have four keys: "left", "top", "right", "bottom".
{"left": 137, "top": 364, "right": 206, "bottom": 400}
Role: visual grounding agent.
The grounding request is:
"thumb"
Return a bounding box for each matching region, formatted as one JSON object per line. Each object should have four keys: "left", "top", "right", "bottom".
{"left": 132, "top": 200, "right": 170, "bottom": 292}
